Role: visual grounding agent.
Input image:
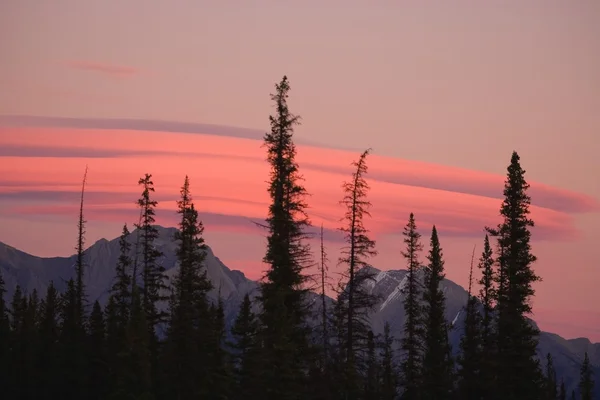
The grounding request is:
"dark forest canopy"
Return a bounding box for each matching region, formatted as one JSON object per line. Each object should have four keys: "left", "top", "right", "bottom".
{"left": 0, "top": 76, "right": 595, "bottom": 400}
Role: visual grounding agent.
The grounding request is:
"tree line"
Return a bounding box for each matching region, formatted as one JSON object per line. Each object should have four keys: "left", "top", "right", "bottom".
{"left": 0, "top": 76, "right": 595, "bottom": 400}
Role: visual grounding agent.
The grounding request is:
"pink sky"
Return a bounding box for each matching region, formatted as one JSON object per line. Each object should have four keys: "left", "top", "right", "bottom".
{"left": 1, "top": 1, "right": 599, "bottom": 341}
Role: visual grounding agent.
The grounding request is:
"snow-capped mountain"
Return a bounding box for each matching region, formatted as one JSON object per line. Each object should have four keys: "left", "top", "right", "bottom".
{"left": 0, "top": 226, "right": 597, "bottom": 396}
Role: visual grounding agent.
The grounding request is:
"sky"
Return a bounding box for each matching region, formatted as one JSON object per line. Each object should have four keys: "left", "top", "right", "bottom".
{"left": 1, "top": 1, "right": 599, "bottom": 341}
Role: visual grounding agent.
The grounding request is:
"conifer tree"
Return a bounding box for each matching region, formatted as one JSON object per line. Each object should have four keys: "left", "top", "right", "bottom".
{"left": 487, "top": 151, "right": 542, "bottom": 399}
{"left": 136, "top": 173, "right": 167, "bottom": 331}
{"left": 337, "top": 149, "right": 378, "bottom": 398}
{"left": 75, "top": 166, "right": 88, "bottom": 325}
{"left": 123, "top": 286, "right": 153, "bottom": 399}
{"left": 319, "top": 223, "right": 330, "bottom": 367}
{"left": 545, "top": 353, "right": 558, "bottom": 400}
{"left": 579, "top": 352, "right": 594, "bottom": 400}
{"left": 399, "top": 213, "right": 424, "bottom": 400}
{"left": 207, "top": 296, "right": 232, "bottom": 399}
{"left": 58, "top": 279, "right": 88, "bottom": 400}
{"left": 457, "top": 246, "right": 482, "bottom": 399}
{"left": 88, "top": 301, "right": 108, "bottom": 400}
{"left": 477, "top": 234, "right": 496, "bottom": 397}
{"left": 380, "top": 322, "right": 398, "bottom": 400}
{"left": 230, "top": 293, "right": 259, "bottom": 398}
{"left": 257, "top": 75, "right": 313, "bottom": 400}
{"left": 559, "top": 380, "right": 566, "bottom": 400}
{"left": 111, "top": 224, "right": 133, "bottom": 331}
{"left": 364, "top": 330, "right": 380, "bottom": 400}
{"left": 421, "top": 226, "right": 453, "bottom": 400}
{"left": 38, "top": 282, "right": 60, "bottom": 398}
{"left": 163, "top": 175, "right": 214, "bottom": 398}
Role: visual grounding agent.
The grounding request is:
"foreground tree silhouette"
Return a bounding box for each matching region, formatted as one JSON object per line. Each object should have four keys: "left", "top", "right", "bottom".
{"left": 477, "top": 234, "right": 496, "bottom": 397}
{"left": 257, "top": 75, "right": 313, "bottom": 400}
{"left": 487, "top": 151, "right": 542, "bottom": 399}
{"left": 230, "top": 293, "right": 259, "bottom": 399}
{"left": 545, "top": 353, "right": 558, "bottom": 400}
{"left": 380, "top": 322, "right": 398, "bottom": 400}
{"left": 163, "top": 176, "right": 214, "bottom": 398}
{"left": 337, "top": 149, "right": 378, "bottom": 399}
{"left": 457, "top": 246, "right": 482, "bottom": 399}
{"left": 0, "top": 272, "right": 9, "bottom": 392}
{"left": 399, "top": 213, "right": 424, "bottom": 400}
{"left": 421, "top": 226, "right": 454, "bottom": 400}
{"left": 579, "top": 352, "right": 594, "bottom": 400}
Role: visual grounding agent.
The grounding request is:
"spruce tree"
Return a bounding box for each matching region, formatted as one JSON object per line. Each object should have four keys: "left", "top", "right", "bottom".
{"left": 58, "top": 279, "right": 87, "bottom": 400}
{"left": 124, "top": 286, "right": 153, "bottom": 399}
{"left": 477, "top": 234, "right": 496, "bottom": 397}
{"left": 75, "top": 166, "right": 88, "bottom": 326}
{"left": 88, "top": 301, "right": 108, "bottom": 400}
{"left": 111, "top": 224, "right": 132, "bottom": 330}
{"left": 136, "top": 173, "right": 167, "bottom": 332}
{"left": 337, "top": 148, "right": 378, "bottom": 399}
{"left": 487, "top": 151, "right": 542, "bottom": 399}
{"left": 545, "top": 353, "right": 558, "bottom": 400}
{"left": 421, "top": 226, "right": 453, "bottom": 400}
{"left": 380, "top": 322, "right": 398, "bottom": 400}
{"left": 38, "top": 282, "right": 60, "bottom": 398}
{"left": 559, "top": 379, "right": 566, "bottom": 400}
{"left": 579, "top": 352, "right": 594, "bottom": 400}
{"left": 399, "top": 213, "right": 424, "bottom": 400}
{"left": 163, "top": 175, "right": 214, "bottom": 398}
{"left": 364, "top": 330, "right": 380, "bottom": 400}
{"left": 257, "top": 75, "right": 312, "bottom": 400}
{"left": 457, "top": 246, "right": 482, "bottom": 399}
{"left": 319, "top": 223, "right": 330, "bottom": 368}
{"left": 230, "top": 293, "right": 259, "bottom": 399}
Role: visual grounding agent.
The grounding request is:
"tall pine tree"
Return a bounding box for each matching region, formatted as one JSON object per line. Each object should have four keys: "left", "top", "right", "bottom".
{"left": 478, "top": 234, "right": 497, "bottom": 397}
{"left": 257, "top": 75, "right": 313, "bottom": 400}
{"left": 380, "top": 322, "right": 398, "bottom": 400}
{"left": 457, "top": 245, "right": 482, "bottom": 399}
{"left": 487, "top": 151, "right": 542, "bottom": 399}
{"left": 337, "top": 149, "right": 378, "bottom": 399}
{"left": 163, "top": 176, "right": 214, "bottom": 398}
{"left": 421, "top": 226, "right": 454, "bottom": 400}
{"left": 579, "top": 352, "right": 594, "bottom": 400}
{"left": 399, "top": 213, "right": 424, "bottom": 400}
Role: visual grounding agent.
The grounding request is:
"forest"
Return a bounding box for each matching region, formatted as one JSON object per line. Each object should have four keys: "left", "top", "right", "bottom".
{"left": 0, "top": 76, "right": 595, "bottom": 400}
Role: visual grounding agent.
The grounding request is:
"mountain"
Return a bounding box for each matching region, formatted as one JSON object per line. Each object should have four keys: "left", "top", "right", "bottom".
{"left": 0, "top": 225, "right": 597, "bottom": 396}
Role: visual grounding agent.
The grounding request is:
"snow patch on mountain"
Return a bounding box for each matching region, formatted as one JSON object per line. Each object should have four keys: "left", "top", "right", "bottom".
{"left": 379, "top": 275, "right": 408, "bottom": 312}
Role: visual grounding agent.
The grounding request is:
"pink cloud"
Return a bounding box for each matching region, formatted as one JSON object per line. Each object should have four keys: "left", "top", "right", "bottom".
{"left": 66, "top": 61, "right": 140, "bottom": 78}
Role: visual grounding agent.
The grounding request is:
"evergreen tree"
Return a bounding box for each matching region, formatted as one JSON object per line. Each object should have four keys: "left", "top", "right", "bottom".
{"left": 579, "top": 352, "right": 594, "bottom": 400}
{"left": 257, "top": 75, "right": 313, "bottom": 400}
{"left": 123, "top": 286, "right": 153, "bottom": 399}
{"left": 88, "top": 301, "right": 108, "bottom": 400}
{"left": 380, "top": 322, "right": 398, "bottom": 400}
{"left": 207, "top": 296, "right": 232, "bottom": 399}
{"left": 559, "top": 379, "right": 566, "bottom": 400}
{"left": 545, "top": 353, "right": 558, "bottom": 400}
{"left": 337, "top": 148, "right": 378, "bottom": 399}
{"left": 58, "top": 279, "right": 87, "bottom": 400}
{"left": 75, "top": 166, "right": 88, "bottom": 326}
{"left": 487, "top": 151, "right": 542, "bottom": 399}
{"left": 230, "top": 293, "right": 259, "bottom": 399}
{"left": 111, "top": 224, "right": 132, "bottom": 330}
{"left": 457, "top": 246, "right": 482, "bottom": 399}
{"left": 477, "top": 234, "right": 496, "bottom": 397}
{"left": 399, "top": 213, "right": 424, "bottom": 400}
{"left": 364, "top": 330, "right": 380, "bottom": 400}
{"left": 163, "top": 175, "right": 214, "bottom": 398}
{"left": 136, "top": 174, "right": 167, "bottom": 331}
{"left": 421, "top": 226, "right": 453, "bottom": 400}
{"left": 38, "top": 282, "right": 60, "bottom": 399}
{"left": 319, "top": 223, "right": 330, "bottom": 368}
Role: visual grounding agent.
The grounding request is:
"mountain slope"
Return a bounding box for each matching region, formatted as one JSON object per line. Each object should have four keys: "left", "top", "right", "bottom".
{"left": 0, "top": 226, "right": 597, "bottom": 396}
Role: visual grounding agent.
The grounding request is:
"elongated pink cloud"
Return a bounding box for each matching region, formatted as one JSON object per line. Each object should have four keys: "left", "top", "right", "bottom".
{"left": 0, "top": 125, "right": 596, "bottom": 245}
